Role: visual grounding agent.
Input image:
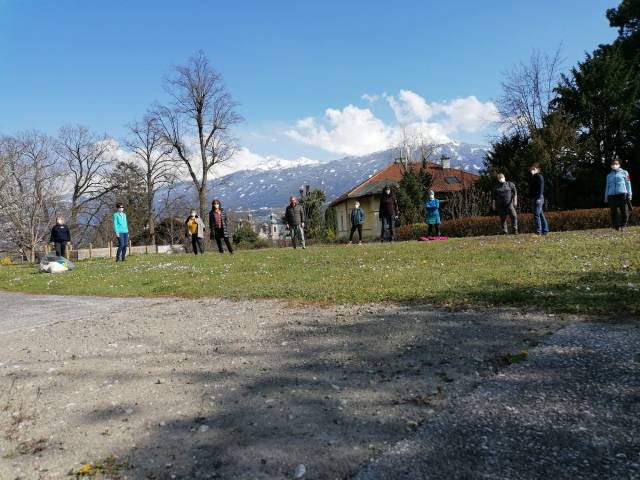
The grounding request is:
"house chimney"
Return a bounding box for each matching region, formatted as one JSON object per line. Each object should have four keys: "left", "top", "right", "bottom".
{"left": 440, "top": 154, "right": 451, "bottom": 169}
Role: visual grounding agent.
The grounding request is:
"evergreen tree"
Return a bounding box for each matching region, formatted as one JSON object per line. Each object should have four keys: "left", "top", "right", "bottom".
{"left": 299, "top": 188, "right": 326, "bottom": 239}
{"left": 395, "top": 165, "right": 433, "bottom": 225}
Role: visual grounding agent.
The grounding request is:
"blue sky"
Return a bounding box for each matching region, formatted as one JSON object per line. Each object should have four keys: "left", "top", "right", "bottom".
{"left": 0, "top": 0, "right": 618, "bottom": 169}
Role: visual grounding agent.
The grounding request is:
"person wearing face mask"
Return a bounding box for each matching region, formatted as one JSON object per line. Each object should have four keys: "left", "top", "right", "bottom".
{"left": 529, "top": 163, "right": 549, "bottom": 235}
{"left": 285, "top": 196, "right": 306, "bottom": 249}
{"left": 185, "top": 209, "right": 206, "bottom": 255}
{"left": 50, "top": 216, "right": 71, "bottom": 258}
{"left": 113, "top": 203, "right": 129, "bottom": 262}
{"left": 492, "top": 173, "right": 518, "bottom": 234}
{"left": 379, "top": 185, "right": 399, "bottom": 242}
{"left": 605, "top": 158, "right": 633, "bottom": 231}
{"left": 424, "top": 190, "right": 441, "bottom": 236}
{"left": 347, "top": 200, "right": 365, "bottom": 245}
{"left": 208, "top": 199, "right": 234, "bottom": 254}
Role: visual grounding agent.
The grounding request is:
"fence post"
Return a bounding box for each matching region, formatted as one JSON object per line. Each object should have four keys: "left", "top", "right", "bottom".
{"left": 89, "top": 243, "right": 93, "bottom": 259}
{"left": 145, "top": 244, "right": 148, "bottom": 254}
{"left": 109, "top": 241, "right": 112, "bottom": 258}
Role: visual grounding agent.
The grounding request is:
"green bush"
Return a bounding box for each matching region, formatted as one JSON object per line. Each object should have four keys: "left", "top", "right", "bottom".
{"left": 233, "top": 225, "right": 259, "bottom": 244}
{"left": 396, "top": 208, "right": 637, "bottom": 240}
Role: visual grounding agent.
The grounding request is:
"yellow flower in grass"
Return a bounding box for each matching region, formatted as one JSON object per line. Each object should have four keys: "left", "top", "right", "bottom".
{"left": 77, "top": 464, "right": 93, "bottom": 474}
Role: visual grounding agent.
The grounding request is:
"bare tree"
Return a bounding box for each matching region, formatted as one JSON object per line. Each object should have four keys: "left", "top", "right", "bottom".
{"left": 55, "top": 125, "right": 115, "bottom": 240}
{"left": 0, "top": 132, "right": 62, "bottom": 262}
{"left": 442, "top": 184, "right": 492, "bottom": 220}
{"left": 124, "top": 115, "right": 178, "bottom": 245}
{"left": 497, "top": 49, "right": 564, "bottom": 136}
{"left": 151, "top": 50, "right": 242, "bottom": 218}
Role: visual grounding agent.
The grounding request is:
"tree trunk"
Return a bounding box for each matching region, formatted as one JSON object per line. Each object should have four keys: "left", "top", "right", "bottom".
{"left": 198, "top": 186, "right": 207, "bottom": 220}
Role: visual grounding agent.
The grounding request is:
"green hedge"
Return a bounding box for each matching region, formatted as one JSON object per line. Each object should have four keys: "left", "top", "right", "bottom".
{"left": 397, "top": 208, "right": 637, "bottom": 240}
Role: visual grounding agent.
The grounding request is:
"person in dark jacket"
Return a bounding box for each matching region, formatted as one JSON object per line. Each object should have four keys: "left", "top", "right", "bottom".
{"left": 492, "top": 173, "right": 518, "bottom": 234}
{"left": 378, "top": 185, "right": 399, "bottom": 242}
{"left": 185, "top": 209, "right": 206, "bottom": 255}
{"left": 285, "top": 196, "right": 306, "bottom": 249}
{"left": 50, "top": 216, "right": 71, "bottom": 258}
{"left": 208, "top": 199, "right": 234, "bottom": 254}
{"left": 347, "top": 201, "right": 365, "bottom": 245}
{"left": 529, "top": 163, "right": 549, "bottom": 235}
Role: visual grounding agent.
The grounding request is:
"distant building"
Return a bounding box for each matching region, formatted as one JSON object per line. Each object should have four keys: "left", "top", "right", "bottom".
{"left": 328, "top": 157, "right": 480, "bottom": 239}
{"left": 257, "top": 211, "right": 286, "bottom": 242}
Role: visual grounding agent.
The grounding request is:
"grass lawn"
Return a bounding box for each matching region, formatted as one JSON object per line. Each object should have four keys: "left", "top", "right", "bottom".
{"left": 1, "top": 228, "right": 639, "bottom": 314}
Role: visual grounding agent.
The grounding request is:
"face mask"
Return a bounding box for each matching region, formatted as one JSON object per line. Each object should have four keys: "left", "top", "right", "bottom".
{"left": 498, "top": 178, "right": 505, "bottom": 183}
{"left": 118, "top": 208, "right": 124, "bottom": 212}
{"left": 385, "top": 190, "right": 390, "bottom": 194}
{"left": 214, "top": 204, "right": 220, "bottom": 210}
{"left": 429, "top": 195, "right": 435, "bottom": 199}
{"left": 57, "top": 220, "right": 63, "bottom": 225}
{"left": 355, "top": 204, "right": 360, "bottom": 209}
{"left": 612, "top": 165, "right": 620, "bottom": 171}
{"left": 190, "top": 213, "right": 195, "bottom": 217}
{"left": 530, "top": 170, "right": 537, "bottom": 175}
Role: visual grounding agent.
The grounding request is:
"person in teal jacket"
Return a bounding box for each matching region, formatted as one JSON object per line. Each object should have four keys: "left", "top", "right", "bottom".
{"left": 605, "top": 158, "right": 633, "bottom": 230}
{"left": 424, "top": 190, "right": 441, "bottom": 236}
{"left": 113, "top": 203, "right": 129, "bottom": 262}
{"left": 348, "top": 201, "right": 365, "bottom": 245}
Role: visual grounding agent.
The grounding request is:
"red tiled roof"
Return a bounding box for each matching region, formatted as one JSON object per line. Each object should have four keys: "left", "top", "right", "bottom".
{"left": 329, "top": 161, "right": 480, "bottom": 206}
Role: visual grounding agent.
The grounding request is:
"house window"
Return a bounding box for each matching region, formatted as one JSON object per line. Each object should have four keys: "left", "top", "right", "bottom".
{"left": 444, "top": 176, "right": 461, "bottom": 184}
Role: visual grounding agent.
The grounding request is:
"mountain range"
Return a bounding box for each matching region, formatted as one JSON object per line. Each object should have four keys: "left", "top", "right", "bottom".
{"left": 171, "top": 142, "right": 489, "bottom": 216}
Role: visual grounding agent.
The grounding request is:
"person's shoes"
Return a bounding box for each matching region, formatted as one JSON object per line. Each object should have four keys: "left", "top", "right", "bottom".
{"left": 513, "top": 230, "right": 518, "bottom": 235}
{"left": 437, "top": 232, "right": 442, "bottom": 236}
{"left": 347, "top": 241, "right": 353, "bottom": 246}
{"left": 543, "top": 231, "right": 549, "bottom": 235}
{"left": 358, "top": 241, "right": 363, "bottom": 245}
{"left": 619, "top": 226, "right": 625, "bottom": 232}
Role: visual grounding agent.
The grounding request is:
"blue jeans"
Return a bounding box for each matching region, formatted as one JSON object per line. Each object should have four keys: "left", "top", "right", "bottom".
{"left": 532, "top": 198, "right": 549, "bottom": 234}
{"left": 381, "top": 216, "right": 396, "bottom": 242}
{"left": 117, "top": 233, "right": 129, "bottom": 260}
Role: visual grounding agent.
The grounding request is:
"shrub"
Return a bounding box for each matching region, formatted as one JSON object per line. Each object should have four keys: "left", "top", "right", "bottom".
{"left": 396, "top": 208, "right": 637, "bottom": 240}
{"left": 0, "top": 257, "right": 13, "bottom": 266}
{"left": 233, "top": 225, "right": 259, "bottom": 244}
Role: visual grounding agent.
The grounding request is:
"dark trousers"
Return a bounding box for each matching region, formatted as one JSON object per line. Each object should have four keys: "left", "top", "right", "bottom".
{"left": 427, "top": 224, "right": 441, "bottom": 236}
{"left": 214, "top": 229, "right": 234, "bottom": 253}
{"left": 54, "top": 242, "right": 67, "bottom": 258}
{"left": 117, "top": 233, "right": 128, "bottom": 261}
{"left": 191, "top": 235, "right": 204, "bottom": 255}
{"left": 349, "top": 224, "right": 363, "bottom": 242}
{"left": 380, "top": 215, "right": 396, "bottom": 242}
{"left": 532, "top": 198, "right": 549, "bottom": 234}
{"left": 498, "top": 204, "right": 518, "bottom": 234}
{"left": 608, "top": 194, "right": 630, "bottom": 228}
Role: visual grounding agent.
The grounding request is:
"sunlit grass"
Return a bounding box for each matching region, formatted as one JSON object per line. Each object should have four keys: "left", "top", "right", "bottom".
{"left": 1, "top": 228, "right": 638, "bottom": 314}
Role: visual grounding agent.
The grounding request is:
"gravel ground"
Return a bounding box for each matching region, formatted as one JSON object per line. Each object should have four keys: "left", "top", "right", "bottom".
{"left": 356, "top": 321, "right": 640, "bottom": 480}
{"left": 0, "top": 292, "right": 565, "bottom": 479}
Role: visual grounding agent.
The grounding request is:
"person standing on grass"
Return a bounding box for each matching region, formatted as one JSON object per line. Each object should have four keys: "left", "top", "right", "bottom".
{"left": 379, "top": 185, "right": 399, "bottom": 242}
{"left": 50, "top": 216, "right": 71, "bottom": 258}
{"left": 424, "top": 190, "right": 441, "bottom": 236}
{"left": 492, "top": 173, "right": 518, "bottom": 234}
{"left": 605, "top": 158, "right": 633, "bottom": 231}
{"left": 185, "top": 209, "right": 206, "bottom": 255}
{"left": 348, "top": 201, "right": 365, "bottom": 245}
{"left": 529, "top": 163, "right": 549, "bottom": 235}
{"left": 113, "top": 203, "right": 129, "bottom": 262}
{"left": 208, "top": 199, "right": 234, "bottom": 254}
{"left": 285, "top": 196, "right": 306, "bottom": 249}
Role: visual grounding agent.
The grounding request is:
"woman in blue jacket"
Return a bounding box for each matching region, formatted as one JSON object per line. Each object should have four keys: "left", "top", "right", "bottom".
{"left": 424, "top": 190, "right": 441, "bottom": 236}
{"left": 348, "top": 201, "right": 365, "bottom": 245}
{"left": 605, "top": 159, "right": 633, "bottom": 231}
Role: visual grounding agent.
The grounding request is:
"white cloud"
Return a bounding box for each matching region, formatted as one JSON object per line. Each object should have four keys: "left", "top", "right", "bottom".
{"left": 287, "top": 90, "right": 499, "bottom": 157}
{"left": 361, "top": 93, "right": 380, "bottom": 103}
{"left": 286, "top": 105, "right": 398, "bottom": 156}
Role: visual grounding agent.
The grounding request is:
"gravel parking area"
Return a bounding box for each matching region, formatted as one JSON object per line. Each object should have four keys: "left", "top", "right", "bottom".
{"left": 356, "top": 321, "right": 640, "bottom": 480}
{"left": 0, "top": 292, "right": 564, "bottom": 479}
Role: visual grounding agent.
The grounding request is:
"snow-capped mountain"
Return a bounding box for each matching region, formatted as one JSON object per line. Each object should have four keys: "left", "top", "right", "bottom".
{"left": 168, "top": 142, "right": 489, "bottom": 213}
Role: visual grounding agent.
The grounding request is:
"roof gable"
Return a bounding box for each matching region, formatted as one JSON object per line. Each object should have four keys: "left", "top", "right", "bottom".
{"left": 329, "top": 161, "right": 480, "bottom": 206}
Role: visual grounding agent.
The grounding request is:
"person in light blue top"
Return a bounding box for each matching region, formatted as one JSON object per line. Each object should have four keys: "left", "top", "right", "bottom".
{"left": 424, "top": 190, "right": 441, "bottom": 236}
{"left": 113, "top": 203, "right": 129, "bottom": 262}
{"left": 604, "top": 158, "right": 632, "bottom": 230}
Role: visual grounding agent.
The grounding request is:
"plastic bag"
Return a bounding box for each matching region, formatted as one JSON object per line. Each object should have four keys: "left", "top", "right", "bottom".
{"left": 38, "top": 254, "right": 74, "bottom": 273}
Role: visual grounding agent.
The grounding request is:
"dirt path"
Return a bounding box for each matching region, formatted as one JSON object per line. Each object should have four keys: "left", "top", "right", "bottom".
{"left": 0, "top": 292, "right": 566, "bottom": 479}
